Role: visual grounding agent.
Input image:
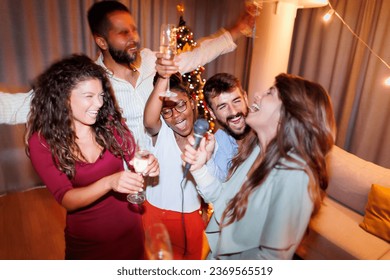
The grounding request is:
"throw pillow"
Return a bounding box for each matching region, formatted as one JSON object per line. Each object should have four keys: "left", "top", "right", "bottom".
{"left": 359, "top": 184, "right": 390, "bottom": 242}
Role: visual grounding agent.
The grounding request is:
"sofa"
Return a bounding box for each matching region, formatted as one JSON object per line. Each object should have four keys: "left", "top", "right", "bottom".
{"left": 1, "top": 122, "right": 390, "bottom": 259}
{"left": 296, "top": 145, "right": 390, "bottom": 260}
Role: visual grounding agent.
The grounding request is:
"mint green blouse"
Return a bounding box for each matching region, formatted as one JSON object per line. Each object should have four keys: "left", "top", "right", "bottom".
{"left": 195, "top": 145, "right": 313, "bottom": 260}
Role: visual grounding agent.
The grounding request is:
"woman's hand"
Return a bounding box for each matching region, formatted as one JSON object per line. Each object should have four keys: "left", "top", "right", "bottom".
{"left": 110, "top": 171, "right": 145, "bottom": 195}
{"left": 182, "top": 133, "right": 215, "bottom": 172}
{"left": 129, "top": 153, "right": 160, "bottom": 177}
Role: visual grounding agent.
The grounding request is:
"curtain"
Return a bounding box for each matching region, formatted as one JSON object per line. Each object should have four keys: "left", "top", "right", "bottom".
{"left": 0, "top": 0, "right": 250, "bottom": 88}
{"left": 0, "top": 0, "right": 96, "bottom": 88}
{"left": 289, "top": 0, "right": 390, "bottom": 168}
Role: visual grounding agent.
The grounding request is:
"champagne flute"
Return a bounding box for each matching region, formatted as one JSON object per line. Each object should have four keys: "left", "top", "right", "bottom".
{"left": 127, "top": 139, "right": 150, "bottom": 204}
{"left": 159, "top": 23, "right": 177, "bottom": 97}
{"left": 243, "top": 0, "right": 263, "bottom": 38}
{"left": 145, "top": 223, "right": 173, "bottom": 260}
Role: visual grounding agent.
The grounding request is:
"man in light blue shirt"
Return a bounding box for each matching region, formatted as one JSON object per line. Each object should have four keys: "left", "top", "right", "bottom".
{"left": 203, "top": 73, "right": 251, "bottom": 181}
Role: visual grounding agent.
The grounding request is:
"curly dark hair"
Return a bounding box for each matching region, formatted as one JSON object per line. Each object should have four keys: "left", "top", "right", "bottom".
{"left": 25, "top": 54, "right": 135, "bottom": 179}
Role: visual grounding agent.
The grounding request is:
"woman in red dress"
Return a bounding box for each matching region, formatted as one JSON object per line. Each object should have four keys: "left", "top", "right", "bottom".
{"left": 25, "top": 54, "right": 159, "bottom": 259}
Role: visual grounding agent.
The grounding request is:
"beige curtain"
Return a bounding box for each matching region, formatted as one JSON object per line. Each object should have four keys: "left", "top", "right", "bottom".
{"left": 289, "top": 0, "right": 390, "bottom": 168}
{"left": 0, "top": 0, "right": 250, "bottom": 88}
{"left": 0, "top": 0, "right": 96, "bottom": 87}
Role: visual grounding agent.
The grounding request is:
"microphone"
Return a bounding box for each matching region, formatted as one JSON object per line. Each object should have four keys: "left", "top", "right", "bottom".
{"left": 183, "top": 118, "right": 209, "bottom": 178}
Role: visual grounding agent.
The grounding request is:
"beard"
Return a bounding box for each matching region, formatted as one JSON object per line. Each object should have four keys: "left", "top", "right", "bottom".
{"left": 217, "top": 111, "right": 250, "bottom": 140}
{"left": 108, "top": 43, "right": 139, "bottom": 65}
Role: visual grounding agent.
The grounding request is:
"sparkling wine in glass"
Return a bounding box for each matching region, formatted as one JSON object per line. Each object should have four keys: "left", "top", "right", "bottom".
{"left": 243, "top": 0, "right": 263, "bottom": 38}
{"left": 245, "top": 0, "right": 262, "bottom": 16}
{"left": 159, "top": 23, "right": 177, "bottom": 97}
{"left": 127, "top": 140, "right": 150, "bottom": 204}
{"left": 145, "top": 223, "right": 173, "bottom": 260}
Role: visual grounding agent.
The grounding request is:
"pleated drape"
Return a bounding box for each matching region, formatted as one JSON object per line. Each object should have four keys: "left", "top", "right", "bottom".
{"left": 289, "top": 0, "right": 390, "bottom": 167}
{"left": 0, "top": 0, "right": 250, "bottom": 88}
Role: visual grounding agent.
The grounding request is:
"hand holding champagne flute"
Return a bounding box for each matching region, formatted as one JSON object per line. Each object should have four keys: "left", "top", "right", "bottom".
{"left": 243, "top": 0, "right": 263, "bottom": 38}
{"left": 127, "top": 139, "right": 150, "bottom": 204}
{"left": 159, "top": 23, "right": 177, "bottom": 97}
{"left": 245, "top": 0, "right": 262, "bottom": 16}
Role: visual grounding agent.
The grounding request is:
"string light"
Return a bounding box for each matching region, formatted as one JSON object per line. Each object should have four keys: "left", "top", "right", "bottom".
{"left": 323, "top": 2, "right": 390, "bottom": 86}
{"left": 322, "top": 9, "right": 334, "bottom": 21}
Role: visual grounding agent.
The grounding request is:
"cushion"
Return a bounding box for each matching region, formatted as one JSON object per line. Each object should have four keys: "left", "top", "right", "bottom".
{"left": 359, "top": 184, "right": 390, "bottom": 242}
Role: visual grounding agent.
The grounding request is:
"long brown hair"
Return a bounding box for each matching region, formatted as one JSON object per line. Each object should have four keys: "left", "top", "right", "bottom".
{"left": 222, "top": 73, "right": 336, "bottom": 226}
{"left": 25, "top": 54, "right": 135, "bottom": 179}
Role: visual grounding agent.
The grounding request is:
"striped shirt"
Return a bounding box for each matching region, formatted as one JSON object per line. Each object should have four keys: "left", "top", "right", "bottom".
{"left": 0, "top": 29, "right": 236, "bottom": 144}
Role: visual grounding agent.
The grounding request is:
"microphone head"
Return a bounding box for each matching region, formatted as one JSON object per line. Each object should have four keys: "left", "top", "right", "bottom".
{"left": 193, "top": 118, "right": 209, "bottom": 136}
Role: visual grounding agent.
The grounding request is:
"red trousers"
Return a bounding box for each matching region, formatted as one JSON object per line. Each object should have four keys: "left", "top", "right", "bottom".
{"left": 142, "top": 200, "right": 205, "bottom": 260}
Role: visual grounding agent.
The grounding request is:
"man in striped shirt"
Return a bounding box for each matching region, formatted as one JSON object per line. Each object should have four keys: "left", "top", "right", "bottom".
{"left": 0, "top": 1, "right": 254, "bottom": 145}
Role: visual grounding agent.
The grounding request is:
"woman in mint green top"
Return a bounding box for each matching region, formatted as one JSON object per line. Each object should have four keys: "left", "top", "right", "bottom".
{"left": 184, "top": 73, "right": 336, "bottom": 259}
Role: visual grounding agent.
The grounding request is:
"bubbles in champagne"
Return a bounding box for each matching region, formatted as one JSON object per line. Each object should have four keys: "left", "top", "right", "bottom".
{"left": 160, "top": 46, "right": 175, "bottom": 59}
{"left": 134, "top": 150, "right": 149, "bottom": 173}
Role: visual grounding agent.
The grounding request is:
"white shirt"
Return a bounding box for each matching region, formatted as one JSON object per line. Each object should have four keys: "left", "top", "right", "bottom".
{"left": 0, "top": 29, "right": 236, "bottom": 145}
{"left": 146, "top": 121, "right": 201, "bottom": 213}
{"left": 0, "top": 90, "right": 33, "bottom": 124}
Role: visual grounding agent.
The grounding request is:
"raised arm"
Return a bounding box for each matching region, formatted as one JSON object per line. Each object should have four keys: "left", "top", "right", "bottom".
{"left": 176, "top": 12, "right": 255, "bottom": 74}
{"left": 228, "top": 12, "right": 256, "bottom": 41}
{"left": 144, "top": 53, "right": 179, "bottom": 139}
{"left": 143, "top": 76, "right": 166, "bottom": 139}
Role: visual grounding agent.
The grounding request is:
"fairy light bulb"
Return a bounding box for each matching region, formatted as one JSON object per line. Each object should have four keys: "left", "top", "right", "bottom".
{"left": 323, "top": 3, "right": 390, "bottom": 88}
{"left": 323, "top": 9, "right": 334, "bottom": 22}
{"left": 385, "top": 77, "right": 390, "bottom": 86}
